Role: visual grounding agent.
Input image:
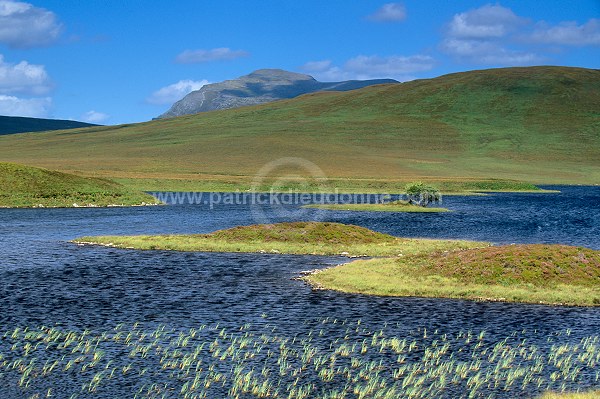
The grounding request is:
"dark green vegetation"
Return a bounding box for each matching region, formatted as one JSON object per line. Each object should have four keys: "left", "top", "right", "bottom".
{"left": 308, "top": 244, "right": 600, "bottom": 306}
{"left": 0, "top": 66, "right": 598, "bottom": 191}
{"left": 74, "top": 221, "right": 485, "bottom": 256}
{"left": 2, "top": 322, "right": 598, "bottom": 399}
{"left": 0, "top": 162, "right": 159, "bottom": 207}
{"left": 0, "top": 115, "right": 97, "bottom": 135}
{"left": 405, "top": 182, "right": 442, "bottom": 207}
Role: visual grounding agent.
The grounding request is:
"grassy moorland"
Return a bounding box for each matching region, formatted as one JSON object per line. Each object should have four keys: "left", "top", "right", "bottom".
{"left": 0, "top": 66, "right": 598, "bottom": 191}
{"left": 113, "top": 176, "right": 546, "bottom": 195}
{"left": 0, "top": 162, "right": 159, "bottom": 207}
{"left": 73, "top": 221, "right": 486, "bottom": 256}
{"left": 308, "top": 244, "right": 600, "bottom": 306}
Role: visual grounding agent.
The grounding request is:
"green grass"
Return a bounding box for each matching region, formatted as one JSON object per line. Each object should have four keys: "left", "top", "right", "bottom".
{"left": 538, "top": 392, "right": 600, "bottom": 399}
{"left": 0, "top": 66, "right": 598, "bottom": 190}
{"left": 304, "top": 201, "right": 449, "bottom": 212}
{"left": 0, "top": 162, "right": 160, "bottom": 207}
{"left": 73, "top": 221, "right": 486, "bottom": 257}
{"left": 113, "top": 176, "right": 547, "bottom": 194}
{"left": 307, "top": 244, "right": 600, "bottom": 306}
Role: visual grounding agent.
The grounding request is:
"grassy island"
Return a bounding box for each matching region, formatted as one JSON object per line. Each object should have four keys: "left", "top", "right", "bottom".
{"left": 74, "top": 221, "right": 600, "bottom": 306}
{"left": 304, "top": 200, "right": 449, "bottom": 213}
{"left": 307, "top": 244, "right": 600, "bottom": 306}
{"left": 0, "top": 162, "right": 160, "bottom": 208}
{"left": 73, "top": 221, "right": 485, "bottom": 257}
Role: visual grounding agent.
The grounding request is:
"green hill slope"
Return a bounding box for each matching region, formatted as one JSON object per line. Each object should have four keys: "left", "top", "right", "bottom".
{"left": 0, "top": 162, "right": 159, "bottom": 207}
{"left": 0, "top": 66, "right": 598, "bottom": 190}
{"left": 0, "top": 115, "right": 97, "bottom": 135}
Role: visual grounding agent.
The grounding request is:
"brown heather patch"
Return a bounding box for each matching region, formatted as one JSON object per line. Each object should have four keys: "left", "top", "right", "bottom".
{"left": 410, "top": 244, "right": 600, "bottom": 287}
{"left": 207, "top": 222, "right": 398, "bottom": 245}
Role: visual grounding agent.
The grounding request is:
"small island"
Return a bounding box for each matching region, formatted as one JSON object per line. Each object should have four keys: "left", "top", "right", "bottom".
{"left": 73, "top": 221, "right": 484, "bottom": 256}
{"left": 305, "top": 182, "right": 449, "bottom": 213}
{"left": 74, "top": 221, "right": 600, "bottom": 306}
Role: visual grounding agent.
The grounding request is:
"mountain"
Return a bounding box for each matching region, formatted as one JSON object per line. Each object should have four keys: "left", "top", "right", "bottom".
{"left": 0, "top": 66, "right": 598, "bottom": 188}
{"left": 0, "top": 115, "right": 98, "bottom": 135}
{"left": 157, "top": 69, "right": 398, "bottom": 118}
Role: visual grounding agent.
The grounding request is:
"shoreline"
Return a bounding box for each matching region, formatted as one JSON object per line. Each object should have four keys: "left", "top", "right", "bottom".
{"left": 304, "top": 244, "right": 600, "bottom": 307}
{"left": 0, "top": 202, "right": 161, "bottom": 209}
{"left": 71, "top": 222, "right": 600, "bottom": 307}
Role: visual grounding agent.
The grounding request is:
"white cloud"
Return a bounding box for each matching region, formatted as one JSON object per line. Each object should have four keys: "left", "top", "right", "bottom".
{"left": 146, "top": 79, "right": 209, "bottom": 105}
{"left": 0, "top": 54, "right": 52, "bottom": 95}
{"left": 301, "top": 63, "right": 346, "bottom": 81}
{"left": 447, "top": 4, "right": 526, "bottom": 39}
{"left": 301, "top": 55, "right": 435, "bottom": 81}
{"left": 442, "top": 4, "right": 600, "bottom": 66}
{"left": 345, "top": 55, "right": 434, "bottom": 76}
{"left": 441, "top": 38, "right": 542, "bottom": 65}
{"left": 175, "top": 48, "right": 250, "bottom": 64}
{"left": 368, "top": 3, "right": 406, "bottom": 22}
{"left": 529, "top": 19, "right": 600, "bottom": 46}
{"left": 441, "top": 4, "right": 541, "bottom": 65}
{"left": 0, "top": 0, "right": 62, "bottom": 48}
{"left": 0, "top": 95, "right": 50, "bottom": 117}
{"left": 81, "top": 110, "right": 109, "bottom": 124}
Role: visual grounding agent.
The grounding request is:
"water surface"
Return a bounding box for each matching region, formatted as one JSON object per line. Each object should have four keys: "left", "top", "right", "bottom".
{"left": 0, "top": 186, "right": 598, "bottom": 397}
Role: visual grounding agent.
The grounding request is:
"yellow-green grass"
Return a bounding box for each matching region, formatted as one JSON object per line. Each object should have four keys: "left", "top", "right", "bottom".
{"left": 0, "top": 162, "right": 159, "bottom": 207}
{"left": 0, "top": 66, "right": 598, "bottom": 189}
{"left": 111, "top": 175, "right": 548, "bottom": 194}
{"left": 73, "top": 221, "right": 486, "bottom": 257}
{"left": 308, "top": 244, "right": 600, "bottom": 306}
{"left": 304, "top": 200, "right": 449, "bottom": 212}
{"left": 538, "top": 391, "right": 600, "bottom": 399}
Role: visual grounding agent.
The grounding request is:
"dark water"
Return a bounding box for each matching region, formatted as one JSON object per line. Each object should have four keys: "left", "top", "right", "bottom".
{"left": 0, "top": 186, "right": 599, "bottom": 397}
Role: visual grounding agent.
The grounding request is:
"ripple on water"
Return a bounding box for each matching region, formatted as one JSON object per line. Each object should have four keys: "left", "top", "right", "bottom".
{"left": 0, "top": 187, "right": 599, "bottom": 397}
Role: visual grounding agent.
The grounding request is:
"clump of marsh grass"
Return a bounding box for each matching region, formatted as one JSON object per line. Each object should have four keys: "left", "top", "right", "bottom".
{"left": 0, "top": 321, "right": 599, "bottom": 398}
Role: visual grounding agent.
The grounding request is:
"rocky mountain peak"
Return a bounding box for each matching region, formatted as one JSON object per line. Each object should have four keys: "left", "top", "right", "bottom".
{"left": 157, "top": 69, "right": 397, "bottom": 119}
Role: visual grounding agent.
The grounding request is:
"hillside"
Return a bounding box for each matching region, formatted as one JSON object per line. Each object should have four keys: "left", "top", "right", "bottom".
{"left": 0, "top": 115, "right": 97, "bottom": 135}
{"left": 0, "top": 162, "right": 158, "bottom": 207}
{"left": 158, "top": 68, "right": 397, "bottom": 118}
{"left": 0, "top": 66, "right": 598, "bottom": 190}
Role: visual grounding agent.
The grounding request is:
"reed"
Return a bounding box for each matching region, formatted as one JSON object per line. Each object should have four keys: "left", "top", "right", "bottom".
{"left": 0, "top": 321, "right": 599, "bottom": 398}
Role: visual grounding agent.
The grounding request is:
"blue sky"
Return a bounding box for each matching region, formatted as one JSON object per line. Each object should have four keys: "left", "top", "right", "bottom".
{"left": 0, "top": 0, "right": 598, "bottom": 124}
